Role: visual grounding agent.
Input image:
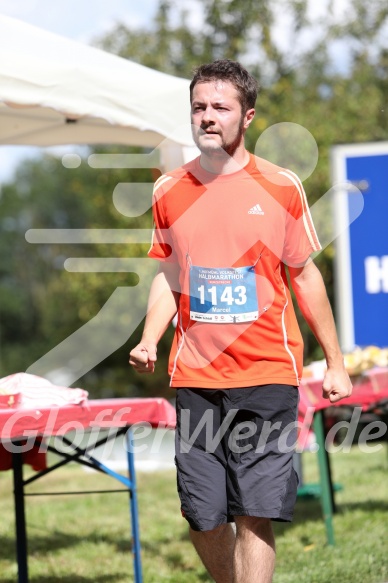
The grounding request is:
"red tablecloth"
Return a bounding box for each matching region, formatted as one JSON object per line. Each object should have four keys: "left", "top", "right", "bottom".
{"left": 0, "top": 398, "right": 176, "bottom": 471}
{"left": 0, "top": 397, "right": 176, "bottom": 441}
{"left": 299, "top": 367, "right": 388, "bottom": 417}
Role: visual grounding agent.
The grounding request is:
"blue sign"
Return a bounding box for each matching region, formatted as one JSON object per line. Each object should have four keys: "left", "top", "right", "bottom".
{"left": 332, "top": 142, "right": 388, "bottom": 349}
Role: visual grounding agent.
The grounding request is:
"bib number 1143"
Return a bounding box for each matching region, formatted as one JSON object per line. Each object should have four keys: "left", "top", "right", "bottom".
{"left": 197, "top": 284, "right": 247, "bottom": 306}
{"left": 189, "top": 265, "right": 259, "bottom": 323}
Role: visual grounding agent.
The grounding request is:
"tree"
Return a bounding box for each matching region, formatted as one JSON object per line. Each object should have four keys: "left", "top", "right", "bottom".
{"left": 0, "top": 148, "right": 175, "bottom": 398}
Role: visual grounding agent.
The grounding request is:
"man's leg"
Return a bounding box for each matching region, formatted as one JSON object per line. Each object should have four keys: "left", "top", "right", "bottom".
{"left": 233, "top": 516, "right": 275, "bottom": 583}
{"left": 189, "top": 523, "right": 235, "bottom": 583}
{"left": 224, "top": 385, "right": 299, "bottom": 582}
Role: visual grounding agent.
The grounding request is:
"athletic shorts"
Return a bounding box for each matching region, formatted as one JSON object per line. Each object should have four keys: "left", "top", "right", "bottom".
{"left": 175, "top": 384, "right": 299, "bottom": 532}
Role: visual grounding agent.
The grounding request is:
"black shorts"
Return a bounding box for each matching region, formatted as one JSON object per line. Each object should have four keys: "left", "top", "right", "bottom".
{"left": 175, "top": 384, "right": 299, "bottom": 532}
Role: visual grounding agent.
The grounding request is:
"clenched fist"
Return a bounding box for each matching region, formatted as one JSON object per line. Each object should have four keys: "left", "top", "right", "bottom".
{"left": 129, "top": 342, "right": 157, "bottom": 374}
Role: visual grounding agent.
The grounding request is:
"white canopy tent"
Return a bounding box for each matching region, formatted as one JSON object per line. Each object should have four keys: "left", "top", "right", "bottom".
{"left": 0, "top": 14, "right": 201, "bottom": 385}
{"left": 0, "top": 14, "right": 198, "bottom": 170}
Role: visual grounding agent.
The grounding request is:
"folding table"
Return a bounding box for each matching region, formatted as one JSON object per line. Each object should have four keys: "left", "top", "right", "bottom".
{"left": 298, "top": 367, "right": 388, "bottom": 545}
{"left": 0, "top": 398, "right": 176, "bottom": 583}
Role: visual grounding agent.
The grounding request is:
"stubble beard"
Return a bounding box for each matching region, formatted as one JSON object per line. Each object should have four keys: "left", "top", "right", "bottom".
{"left": 193, "top": 116, "right": 245, "bottom": 160}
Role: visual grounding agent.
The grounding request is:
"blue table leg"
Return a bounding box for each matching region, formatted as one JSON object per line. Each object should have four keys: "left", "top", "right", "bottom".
{"left": 126, "top": 429, "right": 143, "bottom": 583}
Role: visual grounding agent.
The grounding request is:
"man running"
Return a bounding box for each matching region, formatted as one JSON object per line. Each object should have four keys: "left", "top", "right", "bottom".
{"left": 129, "top": 59, "right": 352, "bottom": 583}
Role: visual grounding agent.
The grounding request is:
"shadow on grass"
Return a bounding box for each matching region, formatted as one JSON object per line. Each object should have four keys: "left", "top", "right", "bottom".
{"left": 0, "top": 531, "right": 133, "bottom": 583}
{"left": 0, "top": 528, "right": 133, "bottom": 561}
{"left": 335, "top": 499, "right": 388, "bottom": 513}
{"left": 0, "top": 529, "right": 209, "bottom": 582}
{"left": 274, "top": 497, "right": 388, "bottom": 538}
{"left": 139, "top": 538, "right": 208, "bottom": 577}
{"left": 0, "top": 576, "right": 125, "bottom": 583}
{"left": 1, "top": 526, "right": 205, "bottom": 578}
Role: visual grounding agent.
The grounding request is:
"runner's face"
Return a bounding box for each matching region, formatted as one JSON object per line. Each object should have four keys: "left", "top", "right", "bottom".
{"left": 191, "top": 81, "right": 250, "bottom": 158}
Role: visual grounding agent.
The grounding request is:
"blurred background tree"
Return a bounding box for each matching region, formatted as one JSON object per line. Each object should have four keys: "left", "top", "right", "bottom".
{"left": 1, "top": 0, "right": 387, "bottom": 397}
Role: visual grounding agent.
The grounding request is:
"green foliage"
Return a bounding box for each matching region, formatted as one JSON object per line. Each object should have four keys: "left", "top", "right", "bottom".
{"left": 1, "top": 0, "right": 387, "bottom": 390}
{"left": 0, "top": 148, "right": 173, "bottom": 398}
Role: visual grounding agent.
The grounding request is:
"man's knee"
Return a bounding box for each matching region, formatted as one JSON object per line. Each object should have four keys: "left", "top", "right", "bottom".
{"left": 190, "top": 522, "right": 232, "bottom": 541}
{"left": 234, "top": 515, "right": 272, "bottom": 537}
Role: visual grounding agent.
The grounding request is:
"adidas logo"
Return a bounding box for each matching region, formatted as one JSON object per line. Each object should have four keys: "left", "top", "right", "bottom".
{"left": 248, "top": 204, "right": 264, "bottom": 215}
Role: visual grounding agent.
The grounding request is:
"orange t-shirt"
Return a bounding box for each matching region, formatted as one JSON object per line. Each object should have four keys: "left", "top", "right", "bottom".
{"left": 149, "top": 154, "right": 321, "bottom": 389}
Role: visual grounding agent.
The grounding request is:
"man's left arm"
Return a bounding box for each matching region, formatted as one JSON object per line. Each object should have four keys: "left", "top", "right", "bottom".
{"left": 288, "top": 260, "right": 353, "bottom": 403}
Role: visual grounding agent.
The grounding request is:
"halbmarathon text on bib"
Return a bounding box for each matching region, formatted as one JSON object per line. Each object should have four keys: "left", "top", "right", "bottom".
{"left": 189, "top": 265, "right": 259, "bottom": 323}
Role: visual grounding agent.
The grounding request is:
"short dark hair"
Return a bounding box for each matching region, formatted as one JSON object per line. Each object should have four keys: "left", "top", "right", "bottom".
{"left": 190, "top": 60, "right": 259, "bottom": 113}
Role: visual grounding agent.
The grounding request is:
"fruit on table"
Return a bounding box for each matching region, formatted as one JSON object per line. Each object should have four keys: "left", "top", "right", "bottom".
{"left": 303, "top": 346, "right": 388, "bottom": 378}
{"left": 343, "top": 346, "right": 388, "bottom": 375}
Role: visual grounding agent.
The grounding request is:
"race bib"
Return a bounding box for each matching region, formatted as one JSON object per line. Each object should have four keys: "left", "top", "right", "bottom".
{"left": 189, "top": 265, "right": 258, "bottom": 323}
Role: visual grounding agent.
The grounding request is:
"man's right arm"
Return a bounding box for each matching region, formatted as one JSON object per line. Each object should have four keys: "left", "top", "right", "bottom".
{"left": 129, "top": 262, "right": 180, "bottom": 374}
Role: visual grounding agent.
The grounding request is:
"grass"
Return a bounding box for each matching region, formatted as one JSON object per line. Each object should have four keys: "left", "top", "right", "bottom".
{"left": 0, "top": 443, "right": 387, "bottom": 582}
